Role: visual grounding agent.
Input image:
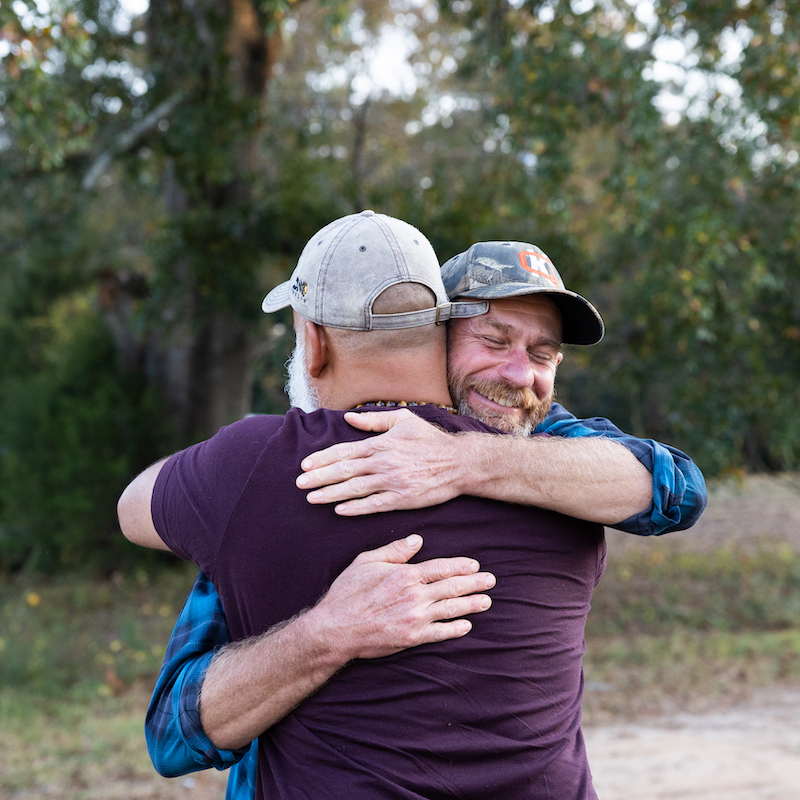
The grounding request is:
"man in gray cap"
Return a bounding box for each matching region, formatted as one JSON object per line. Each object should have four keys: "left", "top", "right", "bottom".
{"left": 120, "top": 212, "right": 666, "bottom": 799}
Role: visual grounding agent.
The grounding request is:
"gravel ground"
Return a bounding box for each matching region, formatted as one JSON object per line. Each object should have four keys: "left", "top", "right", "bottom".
{"left": 586, "top": 473, "right": 800, "bottom": 800}
{"left": 585, "top": 686, "right": 800, "bottom": 800}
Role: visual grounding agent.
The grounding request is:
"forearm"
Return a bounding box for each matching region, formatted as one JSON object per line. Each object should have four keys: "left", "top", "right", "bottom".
{"left": 451, "top": 433, "right": 652, "bottom": 524}
{"left": 198, "top": 535, "right": 494, "bottom": 749}
{"left": 198, "top": 606, "right": 350, "bottom": 750}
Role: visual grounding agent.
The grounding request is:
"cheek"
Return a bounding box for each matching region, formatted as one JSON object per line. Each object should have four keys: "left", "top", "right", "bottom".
{"left": 447, "top": 340, "right": 490, "bottom": 378}
{"left": 536, "top": 367, "right": 557, "bottom": 394}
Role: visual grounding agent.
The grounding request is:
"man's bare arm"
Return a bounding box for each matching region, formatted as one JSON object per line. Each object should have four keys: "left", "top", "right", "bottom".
{"left": 198, "top": 534, "right": 495, "bottom": 749}
{"left": 296, "top": 410, "right": 652, "bottom": 522}
{"left": 118, "top": 458, "right": 172, "bottom": 550}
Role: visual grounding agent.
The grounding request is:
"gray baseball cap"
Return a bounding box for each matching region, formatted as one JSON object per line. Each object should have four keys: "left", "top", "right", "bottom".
{"left": 440, "top": 240, "right": 604, "bottom": 345}
{"left": 262, "top": 211, "right": 488, "bottom": 330}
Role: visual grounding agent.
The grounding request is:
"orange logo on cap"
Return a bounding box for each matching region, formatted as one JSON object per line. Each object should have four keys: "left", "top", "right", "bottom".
{"left": 519, "top": 251, "right": 559, "bottom": 287}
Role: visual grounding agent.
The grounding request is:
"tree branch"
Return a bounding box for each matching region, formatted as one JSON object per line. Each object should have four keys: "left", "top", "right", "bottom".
{"left": 82, "top": 91, "right": 185, "bottom": 190}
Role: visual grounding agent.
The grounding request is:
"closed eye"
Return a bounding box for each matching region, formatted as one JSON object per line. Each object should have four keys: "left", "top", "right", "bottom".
{"left": 530, "top": 350, "right": 559, "bottom": 364}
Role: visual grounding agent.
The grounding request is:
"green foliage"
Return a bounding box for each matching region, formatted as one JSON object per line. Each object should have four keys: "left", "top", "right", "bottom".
{"left": 0, "top": 562, "right": 198, "bottom": 696}
{"left": 0, "top": 293, "right": 169, "bottom": 572}
{"left": 3, "top": 0, "right": 800, "bottom": 571}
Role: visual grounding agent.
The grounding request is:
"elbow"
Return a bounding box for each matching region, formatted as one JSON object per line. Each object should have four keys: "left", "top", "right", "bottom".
{"left": 673, "top": 493, "right": 709, "bottom": 532}
{"left": 117, "top": 483, "right": 156, "bottom": 548}
{"left": 671, "top": 473, "right": 709, "bottom": 532}
{"left": 117, "top": 486, "right": 138, "bottom": 544}
{"left": 150, "top": 757, "right": 188, "bottom": 780}
{"left": 117, "top": 469, "right": 172, "bottom": 551}
{"left": 145, "top": 732, "right": 200, "bottom": 778}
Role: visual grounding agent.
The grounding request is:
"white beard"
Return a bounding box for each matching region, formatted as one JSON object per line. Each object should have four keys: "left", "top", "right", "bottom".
{"left": 285, "top": 331, "right": 320, "bottom": 412}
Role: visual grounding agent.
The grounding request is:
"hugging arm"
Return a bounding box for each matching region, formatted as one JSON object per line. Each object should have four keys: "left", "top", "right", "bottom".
{"left": 195, "top": 535, "right": 494, "bottom": 750}
{"left": 137, "top": 402, "right": 706, "bottom": 787}
{"left": 145, "top": 570, "right": 255, "bottom": 790}
{"left": 297, "top": 403, "right": 707, "bottom": 536}
{"left": 143, "top": 537, "right": 494, "bottom": 766}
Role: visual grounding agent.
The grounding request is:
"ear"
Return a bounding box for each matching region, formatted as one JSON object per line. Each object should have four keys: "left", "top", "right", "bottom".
{"left": 304, "top": 320, "right": 330, "bottom": 378}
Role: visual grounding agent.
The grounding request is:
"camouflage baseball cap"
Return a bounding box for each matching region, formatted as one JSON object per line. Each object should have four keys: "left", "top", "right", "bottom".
{"left": 441, "top": 241, "right": 604, "bottom": 345}
{"left": 262, "top": 211, "right": 488, "bottom": 330}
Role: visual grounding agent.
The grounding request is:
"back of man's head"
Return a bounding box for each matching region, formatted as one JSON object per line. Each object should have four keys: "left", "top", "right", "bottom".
{"left": 331, "top": 282, "right": 439, "bottom": 357}
{"left": 262, "top": 211, "right": 487, "bottom": 335}
{"left": 262, "top": 211, "right": 487, "bottom": 409}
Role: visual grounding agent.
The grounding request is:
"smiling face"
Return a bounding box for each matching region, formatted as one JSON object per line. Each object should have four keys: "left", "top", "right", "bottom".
{"left": 446, "top": 295, "right": 564, "bottom": 435}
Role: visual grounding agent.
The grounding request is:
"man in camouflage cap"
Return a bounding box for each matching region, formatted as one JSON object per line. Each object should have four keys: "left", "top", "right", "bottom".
{"left": 297, "top": 237, "right": 703, "bottom": 531}
{"left": 441, "top": 240, "right": 603, "bottom": 345}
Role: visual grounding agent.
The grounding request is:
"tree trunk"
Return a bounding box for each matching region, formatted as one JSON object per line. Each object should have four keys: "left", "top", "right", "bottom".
{"left": 141, "top": 0, "right": 281, "bottom": 442}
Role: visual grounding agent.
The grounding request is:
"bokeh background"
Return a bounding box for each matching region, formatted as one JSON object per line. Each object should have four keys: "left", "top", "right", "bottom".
{"left": 1, "top": 1, "right": 799, "bottom": 797}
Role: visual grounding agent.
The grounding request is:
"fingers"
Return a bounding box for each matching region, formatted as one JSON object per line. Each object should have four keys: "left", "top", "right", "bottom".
{"left": 417, "top": 590, "right": 494, "bottom": 645}
{"left": 433, "top": 591, "right": 493, "bottom": 621}
{"left": 411, "top": 554, "right": 483, "bottom": 584}
{"left": 343, "top": 409, "right": 414, "bottom": 432}
{"left": 332, "top": 540, "right": 496, "bottom": 657}
{"left": 298, "top": 464, "right": 371, "bottom": 494}
{"left": 300, "top": 439, "right": 375, "bottom": 474}
{"left": 424, "top": 619, "right": 474, "bottom": 643}
{"left": 352, "top": 534, "right": 425, "bottom": 566}
{"left": 425, "top": 572, "right": 495, "bottom": 617}
{"left": 330, "top": 495, "right": 400, "bottom": 517}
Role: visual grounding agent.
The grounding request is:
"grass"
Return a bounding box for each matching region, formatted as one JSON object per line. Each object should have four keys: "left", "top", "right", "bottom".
{"left": 0, "top": 562, "right": 229, "bottom": 799}
{"left": 581, "top": 541, "right": 800, "bottom": 723}
{"left": 0, "top": 563, "right": 200, "bottom": 699}
{"left": 2, "top": 536, "right": 800, "bottom": 796}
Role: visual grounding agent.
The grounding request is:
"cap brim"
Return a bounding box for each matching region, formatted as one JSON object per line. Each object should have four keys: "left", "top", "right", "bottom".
{"left": 262, "top": 281, "right": 291, "bottom": 313}
{"left": 455, "top": 283, "right": 604, "bottom": 345}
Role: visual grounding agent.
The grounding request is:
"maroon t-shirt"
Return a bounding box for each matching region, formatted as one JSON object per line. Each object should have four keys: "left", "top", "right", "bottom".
{"left": 153, "top": 405, "right": 605, "bottom": 799}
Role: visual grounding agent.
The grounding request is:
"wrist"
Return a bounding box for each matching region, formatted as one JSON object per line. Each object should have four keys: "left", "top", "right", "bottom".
{"left": 300, "top": 600, "right": 359, "bottom": 670}
{"left": 450, "top": 432, "right": 490, "bottom": 496}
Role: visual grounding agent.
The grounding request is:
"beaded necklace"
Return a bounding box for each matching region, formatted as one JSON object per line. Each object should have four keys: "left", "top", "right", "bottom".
{"left": 353, "top": 400, "right": 459, "bottom": 415}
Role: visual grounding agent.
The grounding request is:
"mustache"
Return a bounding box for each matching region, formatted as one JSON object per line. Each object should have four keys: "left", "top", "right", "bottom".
{"left": 457, "top": 378, "right": 543, "bottom": 413}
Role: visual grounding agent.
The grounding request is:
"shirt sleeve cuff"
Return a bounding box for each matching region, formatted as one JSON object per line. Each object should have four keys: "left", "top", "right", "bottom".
{"left": 174, "top": 651, "right": 252, "bottom": 770}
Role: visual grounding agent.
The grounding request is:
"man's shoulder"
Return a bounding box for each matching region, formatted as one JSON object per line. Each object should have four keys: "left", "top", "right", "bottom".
{"left": 224, "top": 408, "right": 364, "bottom": 456}
{"left": 229, "top": 405, "right": 498, "bottom": 443}
{"left": 217, "top": 408, "right": 348, "bottom": 437}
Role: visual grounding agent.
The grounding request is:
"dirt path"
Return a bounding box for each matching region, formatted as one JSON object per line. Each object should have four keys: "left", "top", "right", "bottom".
{"left": 585, "top": 474, "right": 800, "bottom": 799}
{"left": 585, "top": 686, "right": 800, "bottom": 799}
{"left": 146, "top": 689, "right": 800, "bottom": 800}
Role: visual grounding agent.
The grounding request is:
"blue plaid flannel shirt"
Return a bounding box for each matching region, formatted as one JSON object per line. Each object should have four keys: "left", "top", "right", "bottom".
{"left": 144, "top": 402, "right": 707, "bottom": 798}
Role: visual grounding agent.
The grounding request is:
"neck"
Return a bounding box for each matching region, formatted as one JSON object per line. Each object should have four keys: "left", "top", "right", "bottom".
{"left": 327, "top": 368, "right": 453, "bottom": 410}
{"left": 315, "top": 340, "right": 452, "bottom": 411}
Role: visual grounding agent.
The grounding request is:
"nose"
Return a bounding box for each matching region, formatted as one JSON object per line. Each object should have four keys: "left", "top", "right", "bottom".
{"left": 496, "top": 349, "right": 535, "bottom": 389}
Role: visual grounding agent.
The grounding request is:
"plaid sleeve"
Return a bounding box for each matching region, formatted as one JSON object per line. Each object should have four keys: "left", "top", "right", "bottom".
{"left": 145, "top": 570, "right": 254, "bottom": 787}
{"left": 536, "top": 403, "right": 708, "bottom": 536}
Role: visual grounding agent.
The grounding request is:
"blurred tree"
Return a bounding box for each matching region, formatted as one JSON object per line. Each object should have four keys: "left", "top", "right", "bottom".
{"left": 582, "top": 0, "right": 800, "bottom": 475}
{"left": 426, "top": 0, "right": 800, "bottom": 475}
{"left": 2, "top": 0, "right": 800, "bottom": 570}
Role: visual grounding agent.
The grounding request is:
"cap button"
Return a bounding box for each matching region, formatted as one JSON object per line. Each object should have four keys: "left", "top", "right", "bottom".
{"left": 360, "top": 209, "right": 375, "bottom": 216}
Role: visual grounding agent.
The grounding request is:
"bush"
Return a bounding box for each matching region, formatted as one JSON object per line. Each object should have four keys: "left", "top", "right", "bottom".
{"left": 0, "top": 293, "right": 171, "bottom": 573}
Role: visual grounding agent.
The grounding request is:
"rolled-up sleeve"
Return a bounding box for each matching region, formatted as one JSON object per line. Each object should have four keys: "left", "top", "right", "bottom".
{"left": 537, "top": 404, "right": 708, "bottom": 536}
{"left": 145, "top": 571, "right": 251, "bottom": 776}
